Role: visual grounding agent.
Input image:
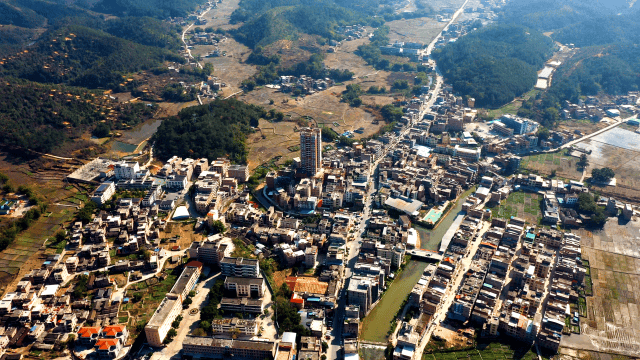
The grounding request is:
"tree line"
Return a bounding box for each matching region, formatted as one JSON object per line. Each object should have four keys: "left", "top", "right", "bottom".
{"left": 432, "top": 24, "right": 554, "bottom": 108}
{"left": 152, "top": 99, "right": 266, "bottom": 164}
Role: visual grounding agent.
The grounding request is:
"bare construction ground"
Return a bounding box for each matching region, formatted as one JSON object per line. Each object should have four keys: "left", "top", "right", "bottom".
{"left": 563, "top": 220, "right": 640, "bottom": 356}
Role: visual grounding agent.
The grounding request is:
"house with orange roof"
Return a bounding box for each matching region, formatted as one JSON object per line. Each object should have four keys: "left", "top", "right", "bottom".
{"left": 100, "top": 325, "right": 129, "bottom": 345}
{"left": 77, "top": 326, "right": 101, "bottom": 346}
{"left": 95, "top": 338, "right": 122, "bottom": 359}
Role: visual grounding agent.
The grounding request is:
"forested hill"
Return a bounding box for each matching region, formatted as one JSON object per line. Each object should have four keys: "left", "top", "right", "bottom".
{"left": 498, "top": 0, "right": 636, "bottom": 31}
{"left": 432, "top": 24, "right": 554, "bottom": 108}
{"left": 552, "top": 10, "right": 640, "bottom": 47}
{"left": 230, "top": 0, "right": 430, "bottom": 49}
{"left": 152, "top": 99, "right": 267, "bottom": 164}
{"left": 0, "top": 80, "right": 156, "bottom": 153}
{"left": 232, "top": 1, "right": 368, "bottom": 49}
{"left": 0, "top": 25, "right": 184, "bottom": 89}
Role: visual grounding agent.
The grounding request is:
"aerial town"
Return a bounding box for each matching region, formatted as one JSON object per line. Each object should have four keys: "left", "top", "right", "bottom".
{"left": 1, "top": 0, "right": 640, "bottom": 360}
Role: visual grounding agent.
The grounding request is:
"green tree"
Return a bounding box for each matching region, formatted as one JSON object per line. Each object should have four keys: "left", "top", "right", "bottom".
{"left": 591, "top": 167, "right": 615, "bottom": 183}
{"left": 200, "top": 320, "right": 212, "bottom": 331}
{"left": 210, "top": 220, "right": 226, "bottom": 235}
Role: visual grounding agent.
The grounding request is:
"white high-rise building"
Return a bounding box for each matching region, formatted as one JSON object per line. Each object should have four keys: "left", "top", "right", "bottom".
{"left": 300, "top": 127, "right": 322, "bottom": 176}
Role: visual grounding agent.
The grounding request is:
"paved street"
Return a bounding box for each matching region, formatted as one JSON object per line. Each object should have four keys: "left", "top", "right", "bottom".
{"left": 412, "top": 221, "right": 490, "bottom": 360}
{"left": 151, "top": 268, "right": 222, "bottom": 360}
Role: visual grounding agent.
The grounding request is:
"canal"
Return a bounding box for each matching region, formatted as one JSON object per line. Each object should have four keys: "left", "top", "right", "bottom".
{"left": 414, "top": 185, "right": 477, "bottom": 251}
{"left": 360, "top": 259, "right": 428, "bottom": 343}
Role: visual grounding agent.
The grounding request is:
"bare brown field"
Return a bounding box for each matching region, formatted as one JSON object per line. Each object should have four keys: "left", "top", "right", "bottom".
{"left": 198, "top": 38, "right": 258, "bottom": 97}
{"left": 571, "top": 220, "right": 640, "bottom": 356}
{"left": 578, "top": 140, "right": 640, "bottom": 204}
{"left": 557, "top": 119, "right": 609, "bottom": 136}
{"left": 241, "top": 87, "right": 384, "bottom": 169}
{"left": 387, "top": 17, "right": 445, "bottom": 45}
{"left": 324, "top": 38, "right": 380, "bottom": 78}
{"left": 201, "top": 0, "right": 242, "bottom": 31}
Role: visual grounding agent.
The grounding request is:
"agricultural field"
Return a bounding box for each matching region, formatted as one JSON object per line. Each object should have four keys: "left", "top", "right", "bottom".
{"left": 520, "top": 148, "right": 583, "bottom": 181}
{"left": 562, "top": 219, "right": 640, "bottom": 356}
{"left": 423, "top": 341, "right": 540, "bottom": 360}
{"left": 487, "top": 191, "right": 541, "bottom": 224}
{"left": 119, "top": 264, "right": 182, "bottom": 338}
{"left": 575, "top": 132, "right": 640, "bottom": 203}
{"left": 387, "top": 17, "right": 445, "bottom": 45}
{"left": 0, "top": 154, "right": 87, "bottom": 295}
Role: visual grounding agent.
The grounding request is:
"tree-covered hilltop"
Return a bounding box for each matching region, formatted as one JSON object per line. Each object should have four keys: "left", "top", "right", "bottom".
{"left": 432, "top": 24, "right": 554, "bottom": 108}
{"left": 0, "top": 79, "right": 156, "bottom": 153}
{"left": 0, "top": 25, "right": 184, "bottom": 89}
{"left": 0, "top": 0, "right": 101, "bottom": 29}
{"left": 498, "top": 0, "right": 635, "bottom": 31}
{"left": 152, "top": 99, "right": 267, "bottom": 164}
{"left": 232, "top": 2, "right": 365, "bottom": 49}
{"left": 90, "top": 0, "right": 204, "bottom": 19}
{"left": 551, "top": 10, "right": 640, "bottom": 48}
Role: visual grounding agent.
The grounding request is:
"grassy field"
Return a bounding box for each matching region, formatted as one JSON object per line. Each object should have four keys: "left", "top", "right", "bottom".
{"left": 520, "top": 148, "right": 583, "bottom": 180}
{"left": 360, "top": 259, "right": 428, "bottom": 343}
{"left": 423, "top": 341, "right": 540, "bottom": 360}
{"left": 488, "top": 191, "right": 541, "bottom": 224}
{"left": 484, "top": 89, "right": 539, "bottom": 119}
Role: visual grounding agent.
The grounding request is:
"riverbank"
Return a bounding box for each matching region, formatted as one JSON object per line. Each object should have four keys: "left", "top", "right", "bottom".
{"left": 360, "top": 259, "right": 428, "bottom": 343}
{"left": 414, "top": 185, "right": 477, "bottom": 251}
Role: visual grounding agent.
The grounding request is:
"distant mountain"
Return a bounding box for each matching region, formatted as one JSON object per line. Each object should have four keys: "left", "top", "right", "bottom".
{"left": 499, "top": 0, "right": 637, "bottom": 31}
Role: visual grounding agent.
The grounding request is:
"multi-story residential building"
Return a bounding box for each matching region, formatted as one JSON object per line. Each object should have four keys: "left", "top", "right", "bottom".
{"left": 168, "top": 261, "right": 202, "bottom": 302}
{"left": 194, "top": 158, "right": 209, "bottom": 177}
{"left": 211, "top": 318, "right": 258, "bottom": 335}
{"left": 92, "top": 181, "right": 116, "bottom": 205}
{"left": 228, "top": 164, "right": 250, "bottom": 182}
{"left": 300, "top": 127, "right": 322, "bottom": 176}
{"left": 220, "top": 257, "right": 260, "bottom": 278}
{"left": 182, "top": 336, "right": 277, "bottom": 360}
{"left": 197, "top": 241, "right": 231, "bottom": 265}
{"left": 166, "top": 175, "right": 188, "bottom": 190}
{"left": 224, "top": 277, "right": 265, "bottom": 298}
{"left": 145, "top": 297, "right": 182, "bottom": 347}
{"left": 114, "top": 161, "right": 140, "bottom": 180}
{"left": 347, "top": 276, "right": 375, "bottom": 316}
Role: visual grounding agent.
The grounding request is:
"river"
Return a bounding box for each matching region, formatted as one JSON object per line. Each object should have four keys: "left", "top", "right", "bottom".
{"left": 414, "top": 185, "right": 477, "bottom": 251}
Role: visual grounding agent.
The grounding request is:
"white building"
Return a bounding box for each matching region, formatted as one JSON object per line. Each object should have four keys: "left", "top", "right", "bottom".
{"left": 114, "top": 161, "right": 140, "bottom": 180}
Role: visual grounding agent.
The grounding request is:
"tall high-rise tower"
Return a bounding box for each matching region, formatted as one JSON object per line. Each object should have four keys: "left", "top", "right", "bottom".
{"left": 299, "top": 127, "right": 322, "bottom": 176}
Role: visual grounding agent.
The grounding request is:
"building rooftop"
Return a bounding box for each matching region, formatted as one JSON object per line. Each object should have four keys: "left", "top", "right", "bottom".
{"left": 147, "top": 297, "right": 180, "bottom": 329}
{"left": 183, "top": 336, "right": 276, "bottom": 351}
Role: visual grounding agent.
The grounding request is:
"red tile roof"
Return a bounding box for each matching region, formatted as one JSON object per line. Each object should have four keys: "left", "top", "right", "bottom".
{"left": 77, "top": 327, "right": 100, "bottom": 338}
{"left": 101, "top": 325, "right": 126, "bottom": 337}
{"left": 95, "top": 338, "right": 119, "bottom": 350}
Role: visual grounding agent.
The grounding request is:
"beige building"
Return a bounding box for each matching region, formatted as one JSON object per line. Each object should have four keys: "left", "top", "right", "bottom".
{"left": 211, "top": 318, "right": 257, "bottom": 335}
{"left": 300, "top": 128, "right": 322, "bottom": 176}
{"left": 145, "top": 297, "right": 182, "bottom": 347}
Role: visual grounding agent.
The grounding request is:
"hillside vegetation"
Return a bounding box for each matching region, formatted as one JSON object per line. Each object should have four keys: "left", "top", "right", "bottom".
{"left": 232, "top": 1, "right": 364, "bottom": 48}
{"left": 499, "top": 0, "right": 635, "bottom": 31}
{"left": 0, "top": 80, "right": 156, "bottom": 153}
{"left": 432, "top": 24, "right": 554, "bottom": 108}
{"left": 152, "top": 99, "right": 267, "bottom": 164}
{"left": 0, "top": 25, "right": 184, "bottom": 89}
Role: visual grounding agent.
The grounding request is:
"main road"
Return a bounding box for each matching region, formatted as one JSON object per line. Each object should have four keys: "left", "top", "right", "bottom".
{"left": 326, "top": 1, "right": 470, "bottom": 359}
